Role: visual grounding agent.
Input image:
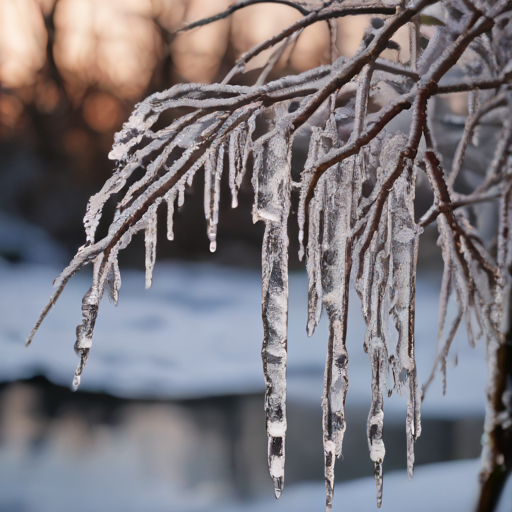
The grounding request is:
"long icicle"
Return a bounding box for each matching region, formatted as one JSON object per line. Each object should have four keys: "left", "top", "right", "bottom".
{"left": 304, "top": 127, "right": 326, "bottom": 336}
{"left": 366, "top": 211, "right": 390, "bottom": 507}
{"left": 254, "top": 120, "right": 293, "bottom": 498}
{"left": 388, "top": 137, "right": 422, "bottom": 480}
{"left": 321, "top": 154, "right": 354, "bottom": 511}
{"left": 72, "top": 255, "right": 105, "bottom": 390}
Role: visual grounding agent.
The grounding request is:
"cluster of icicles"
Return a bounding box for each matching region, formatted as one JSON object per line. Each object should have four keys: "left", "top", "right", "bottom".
{"left": 25, "top": 80, "right": 486, "bottom": 510}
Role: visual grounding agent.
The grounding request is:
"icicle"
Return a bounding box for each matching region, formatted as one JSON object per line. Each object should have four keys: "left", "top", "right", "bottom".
{"left": 320, "top": 156, "right": 354, "bottom": 510}
{"left": 302, "top": 127, "right": 326, "bottom": 335}
{"left": 165, "top": 189, "right": 178, "bottom": 241}
{"left": 254, "top": 121, "right": 293, "bottom": 498}
{"left": 387, "top": 134, "right": 422, "bottom": 480}
{"left": 208, "top": 145, "right": 225, "bottom": 253}
{"left": 229, "top": 131, "right": 239, "bottom": 208}
{"left": 367, "top": 218, "right": 390, "bottom": 507}
{"left": 298, "top": 110, "right": 356, "bottom": 509}
{"left": 353, "top": 180, "right": 391, "bottom": 507}
{"left": 73, "top": 256, "right": 105, "bottom": 390}
{"left": 204, "top": 150, "right": 214, "bottom": 221}
{"left": 73, "top": 198, "right": 162, "bottom": 384}
{"left": 105, "top": 257, "right": 121, "bottom": 306}
{"left": 228, "top": 110, "right": 257, "bottom": 209}
{"left": 298, "top": 127, "right": 323, "bottom": 263}
{"left": 113, "top": 257, "right": 121, "bottom": 301}
{"left": 177, "top": 179, "right": 186, "bottom": 208}
{"left": 228, "top": 125, "right": 248, "bottom": 209}
{"left": 85, "top": 110, "right": 221, "bottom": 244}
{"left": 144, "top": 204, "right": 159, "bottom": 289}
{"left": 306, "top": 181, "right": 324, "bottom": 337}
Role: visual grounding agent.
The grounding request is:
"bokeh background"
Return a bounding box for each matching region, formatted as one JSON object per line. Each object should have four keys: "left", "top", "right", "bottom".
{"left": 0, "top": 1, "right": 511, "bottom": 511}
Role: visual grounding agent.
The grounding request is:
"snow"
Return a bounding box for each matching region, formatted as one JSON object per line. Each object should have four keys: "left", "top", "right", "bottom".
{"left": 0, "top": 212, "right": 67, "bottom": 265}
{"left": 0, "top": 451, "right": 510, "bottom": 512}
{"left": 0, "top": 261, "right": 488, "bottom": 420}
{"left": 218, "top": 459, "right": 512, "bottom": 512}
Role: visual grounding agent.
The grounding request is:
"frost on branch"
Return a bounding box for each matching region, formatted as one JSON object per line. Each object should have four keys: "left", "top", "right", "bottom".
{"left": 27, "top": 0, "right": 512, "bottom": 510}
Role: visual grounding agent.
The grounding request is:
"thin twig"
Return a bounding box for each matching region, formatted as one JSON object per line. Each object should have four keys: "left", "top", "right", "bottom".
{"left": 222, "top": 2, "right": 396, "bottom": 84}
{"left": 175, "top": 0, "right": 310, "bottom": 33}
{"left": 419, "top": 189, "right": 502, "bottom": 227}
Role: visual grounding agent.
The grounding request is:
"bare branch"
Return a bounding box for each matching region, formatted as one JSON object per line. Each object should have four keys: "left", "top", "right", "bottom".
{"left": 175, "top": 0, "right": 311, "bottom": 33}
{"left": 419, "top": 189, "right": 502, "bottom": 227}
{"left": 222, "top": 2, "right": 397, "bottom": 84}
{"left": 448, "top": 91, "right": 508, "bottom": 190}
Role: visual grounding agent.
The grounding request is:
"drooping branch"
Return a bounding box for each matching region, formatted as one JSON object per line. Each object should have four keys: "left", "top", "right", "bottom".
{"left": 26, "top": 2, "right": 512, "bottom": 511}
{"left": 419, "top": 189, "right": 502, "bottom": 227}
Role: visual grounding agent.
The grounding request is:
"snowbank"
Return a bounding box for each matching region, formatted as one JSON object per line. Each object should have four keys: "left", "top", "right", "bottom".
{"left": 0, "top": 262, "right": 488, "bottom": 418}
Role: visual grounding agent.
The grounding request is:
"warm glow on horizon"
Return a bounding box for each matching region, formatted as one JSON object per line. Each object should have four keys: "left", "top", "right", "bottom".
{"left": 53, "top": 0, "right": 163, "bottom": 98}
{"left": 0, "top": 0, "right": 408, "bottom": 103}
{"left": 0, "top": 0, "right": 47, "bottom": 88}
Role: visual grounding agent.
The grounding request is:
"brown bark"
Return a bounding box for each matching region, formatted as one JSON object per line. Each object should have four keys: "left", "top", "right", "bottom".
{"left": 476, "top": 263, "right": 512, "bottom": 511}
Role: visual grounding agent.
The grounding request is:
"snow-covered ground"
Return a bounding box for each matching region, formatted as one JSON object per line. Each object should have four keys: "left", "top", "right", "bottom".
{"left": 1, "top": 451, "right": 510, "bottom": 512}
{"left": 0, "top": 261, "right": 488, "bottom": 418}
{"left": 0, "top": 261, "right": 507, "bottom": 512}
{"left": 218, "top": 459, "right": 512, "bottom": 512}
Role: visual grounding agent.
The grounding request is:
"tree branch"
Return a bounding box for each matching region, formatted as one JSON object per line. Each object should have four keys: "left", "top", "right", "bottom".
{"left": 175, "top": 0, "right": 311, "bottom": 33}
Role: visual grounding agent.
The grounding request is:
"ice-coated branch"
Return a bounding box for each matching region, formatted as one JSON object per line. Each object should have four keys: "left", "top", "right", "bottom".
{"left": 27, "top": 1, "right": 512, "bottom": 510}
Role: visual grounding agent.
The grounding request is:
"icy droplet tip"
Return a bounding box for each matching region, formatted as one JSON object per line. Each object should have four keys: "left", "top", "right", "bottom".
{"left": 209, "top": 240, "right": 217, "bottom": 253}
{"left": 72, "top": 375, "right": 81, "bottom": 391}
{"left": 273, "top": 477, "right": 283, "bottom": 499}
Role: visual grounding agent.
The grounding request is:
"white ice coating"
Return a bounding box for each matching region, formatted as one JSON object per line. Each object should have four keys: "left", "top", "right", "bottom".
{"left": 206, "top": 145, "right": 225, "bottom": 253}
{"left": 165, "top": 189, "right": 177, "bottom": 241}
{"left": 110, "top": 259, "right": 121, "bottom": 305}
{"left": 144, "top": 204, "right": 158, "bottom": 290}
{"left": 228, "top": 124, "right": 250, "bottom": 209}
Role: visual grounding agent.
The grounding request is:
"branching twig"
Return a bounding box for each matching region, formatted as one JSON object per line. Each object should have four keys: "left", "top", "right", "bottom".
{"left": 175, "top": 0, "right": 311, "bottom": 33}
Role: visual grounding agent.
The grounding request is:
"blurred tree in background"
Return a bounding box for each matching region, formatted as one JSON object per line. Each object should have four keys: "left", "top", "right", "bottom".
{"left": 0, "top": 0, "right": 376, "bottom": 264}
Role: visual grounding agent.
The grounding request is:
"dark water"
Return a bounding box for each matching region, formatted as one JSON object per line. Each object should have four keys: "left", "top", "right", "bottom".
{"left": 0, "top": 376, "right": 484, "bottom": 511}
